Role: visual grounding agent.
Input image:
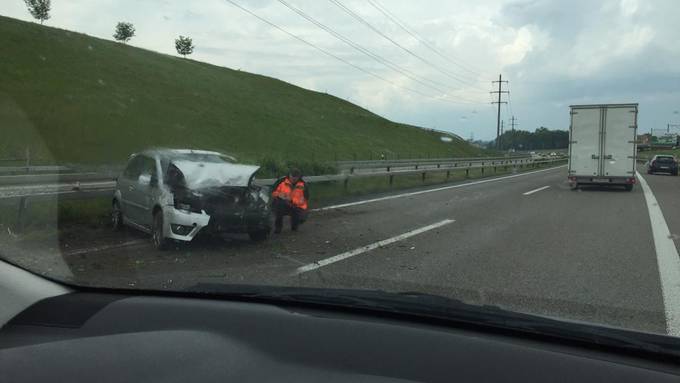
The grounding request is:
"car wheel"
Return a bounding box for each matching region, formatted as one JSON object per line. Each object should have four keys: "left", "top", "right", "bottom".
{"left": 152, "top": 211, "right": 169, "bottom": 250}
{"left": 624, "top": 184, "right": 633, "bottom": 192}
{"left": 248, "top": 228, "right": 270, "bottom": 242}
{"left": 112, "top": 200, "right": 124, "bottom": 231}
{"left": 570, "top": 183, "right": 578, "bottom": 190}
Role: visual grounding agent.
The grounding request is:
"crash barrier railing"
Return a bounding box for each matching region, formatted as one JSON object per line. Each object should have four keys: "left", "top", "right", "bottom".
{"left": 1, "top": 158, "right": 566, "bottom": 231}
{"left": 336, "top": 155, "right": 533, "bottom": 174}
{"left": 0, "top": 158, "right": 566, "bottom": 201}
{"left": 0, "top": 165, "right": 72, "bottom": 175}
{"left": 0, "top": 155, "right": 560, "bottom": 187}
{"left": 1, "top": 158, "right": 566, "bottom": 202}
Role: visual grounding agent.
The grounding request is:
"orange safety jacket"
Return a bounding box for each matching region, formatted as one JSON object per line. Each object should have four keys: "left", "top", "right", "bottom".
{"left": 272, "top": 177, "right": 308, "bottom": 210}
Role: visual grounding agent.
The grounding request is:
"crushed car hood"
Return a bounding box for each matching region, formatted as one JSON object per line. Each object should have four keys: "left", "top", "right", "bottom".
{"left": 172, "top": 161, "right": 260, "bottom": 189}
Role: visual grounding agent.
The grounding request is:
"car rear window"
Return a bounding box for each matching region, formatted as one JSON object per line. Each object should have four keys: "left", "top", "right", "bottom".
{"left": 656, "top": 156, "right": 675, "bottom": 163}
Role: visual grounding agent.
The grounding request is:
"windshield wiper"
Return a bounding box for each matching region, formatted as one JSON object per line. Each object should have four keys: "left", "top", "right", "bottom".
{"left": 186, "top": 284, "right": 680, "bottom": 361}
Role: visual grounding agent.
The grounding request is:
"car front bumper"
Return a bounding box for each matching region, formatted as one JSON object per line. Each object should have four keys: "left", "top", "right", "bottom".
{"left": 162, "top": 207, "right": 211, "bottom": 242}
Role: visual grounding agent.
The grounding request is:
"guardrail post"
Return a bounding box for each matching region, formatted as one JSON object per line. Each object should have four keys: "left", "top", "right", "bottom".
{"left": 415, "top": 164, "right": 419, "bottom": 170}
{"left": 350, "top": 167, "right": 355, "bottom": 174}
{"left": 465, "top": 169, "right": 469, "bottom": 178}
{"left": 421, "top": 172, "right": 426, "bottom": 183}
{"left": 343, "top": 177, "right": 349, "bottom": 191}
{"left": 481, "top": 167, "right": 485, "bottom": 175}
{"left": 494, "top": 166, "right": 497, "bottom": 173}
{"left": 387, "top": 166, "right": 391, "bottom": 172}
{"left": 16, "top": 196, "right": 28, "bottom": 232}
{"left": 446, "top": 170, "right": 450, "bottom": 179}
{"left": 389, "top": 174, "right": 394, "bottom": 186}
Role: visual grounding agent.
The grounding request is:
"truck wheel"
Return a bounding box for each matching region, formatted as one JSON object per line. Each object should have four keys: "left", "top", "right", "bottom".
{"left": 152, "top": 211, "right": 169, "bottom": 250}
{"left": 624, "top": 184, "right": 633, "bottom": 192}
{"left": 248, "top": 228, "right": 270, "bottom": 242}
{"left": 673, "top": 170, "right": 678, "bottom": 176}
{"left": 570, "top": 183, "right": 579, "bottom": 190}
{"left": 112, "top": 200, "right": 124, "bottom": 231}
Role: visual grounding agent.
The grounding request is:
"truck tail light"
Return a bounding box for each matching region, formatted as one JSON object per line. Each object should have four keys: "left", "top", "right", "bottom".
{"left": 626, "top": 177, "right": 636, "bottom": 184}
{"left": 652, "top": 160, "right": 657, "bottom": 167}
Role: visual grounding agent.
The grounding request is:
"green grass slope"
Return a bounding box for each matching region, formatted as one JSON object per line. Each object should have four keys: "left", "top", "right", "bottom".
{"left": 0, "top": 15, "right": 486, "bottom": 166}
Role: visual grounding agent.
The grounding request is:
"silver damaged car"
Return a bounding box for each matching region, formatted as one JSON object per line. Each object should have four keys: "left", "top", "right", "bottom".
{"left": 112, "top": 149, "right": 272, "bottom": 249}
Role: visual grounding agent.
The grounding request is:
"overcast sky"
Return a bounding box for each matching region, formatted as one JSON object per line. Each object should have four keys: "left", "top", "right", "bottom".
{"left": 2, "top": 0, "right": 679, "bottom": 140}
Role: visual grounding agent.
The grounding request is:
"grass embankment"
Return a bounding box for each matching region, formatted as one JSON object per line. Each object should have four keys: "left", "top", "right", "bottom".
{"left": 0, "top": 15, "right": 487, "bottom": 172}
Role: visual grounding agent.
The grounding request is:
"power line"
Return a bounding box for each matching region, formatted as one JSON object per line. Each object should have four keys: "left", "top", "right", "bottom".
{"left": 490, "top": 74, "right": 509, "bottom": 149}
{"left": 276, "top": 0, "right": 469, "bottom": 100}
{"left": 224, "top": 0, "right": 481, "bottom": 105}
{"left": 508, "top": 115, "right": 518, "bottom": 150}
{"left": 367, "top": 0, "right": 491, "bottom": 80}
{"left": 506, "top": 81, "right": 516, "bottom": 119}
{"left": 510, "top": 115, "right": 518, "bottom": 131}
{"left": 327, "top": 0, "right": 488, "bottom": 92}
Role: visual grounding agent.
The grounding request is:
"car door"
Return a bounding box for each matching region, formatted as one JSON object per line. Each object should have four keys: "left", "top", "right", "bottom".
{"left": 118, "top": 156, "right": 144, "bottom": 223}
{"left": 127, "top": 155, "right": 159, "bottom": 228}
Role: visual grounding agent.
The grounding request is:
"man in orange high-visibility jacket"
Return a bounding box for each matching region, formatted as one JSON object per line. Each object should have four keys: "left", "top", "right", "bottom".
{"left": 271, "top": 168, "right": 309, "bottom": 233}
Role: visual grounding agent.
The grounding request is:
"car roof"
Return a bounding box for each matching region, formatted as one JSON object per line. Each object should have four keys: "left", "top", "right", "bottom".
{"left": 133, "top": 148, "right": 236, "bottom": 162}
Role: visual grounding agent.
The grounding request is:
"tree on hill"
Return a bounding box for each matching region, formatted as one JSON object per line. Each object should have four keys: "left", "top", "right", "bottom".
{"left": 113, "top": 22, "right": 135, "bottom": 44}
{"left": 495, "top": 127, "right": 569, "bottom": 150}
{"left": 175, "top": 35, "right": 194, "bottom": 58}
{"left": 24, "top": 0, "right": 50, "bottom": 24}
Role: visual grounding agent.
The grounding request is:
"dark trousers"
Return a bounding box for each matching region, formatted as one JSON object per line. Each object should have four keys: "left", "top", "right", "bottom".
{"left": 273, "top": 199, "right": 307, "bottom": 231}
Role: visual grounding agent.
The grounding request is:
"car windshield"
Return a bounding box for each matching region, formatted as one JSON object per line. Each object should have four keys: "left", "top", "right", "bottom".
{"left": 2, "top": 0, "right": 680, "bottom": 346}
{"left": 656, "top": 156, "right": 675, "bottom": 163}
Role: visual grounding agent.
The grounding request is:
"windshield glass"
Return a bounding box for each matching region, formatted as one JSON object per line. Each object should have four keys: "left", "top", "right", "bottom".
{"left": 1, "top": 0, "right": 680, "bottom": 344}
{"left": 655, "top": 156, "right": 675, "bottom": 163}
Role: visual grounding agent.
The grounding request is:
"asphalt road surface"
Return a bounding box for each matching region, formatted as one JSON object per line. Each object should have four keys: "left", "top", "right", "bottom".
{"left": 3, "top": 164, "right": 680, "bottom": 336}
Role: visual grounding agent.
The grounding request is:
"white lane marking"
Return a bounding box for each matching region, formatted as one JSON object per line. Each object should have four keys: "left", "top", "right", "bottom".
{"left": 63, "top": 239, "right": 146, "bottom": 257}
{"left": 311, "top": 165, "right": 566, "bottom": 212}
{"left": 294, "top": 219, "right": 455, "bottom": 275}
{"left": 523, "top": 185, "right": 550, "bottom": 196}
{"left": 637, "top": 171, "right": 680, "bottom": 336}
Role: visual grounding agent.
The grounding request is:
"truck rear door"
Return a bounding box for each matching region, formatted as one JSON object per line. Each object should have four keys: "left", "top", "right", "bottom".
{"left": 569, "top": 107, "right": 601, "bottom": 177}
{"left": 602, "top": 105, "right": 637, "bottom": 178}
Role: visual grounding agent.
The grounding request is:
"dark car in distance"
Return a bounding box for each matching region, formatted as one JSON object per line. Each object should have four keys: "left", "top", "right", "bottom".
{"left": 647, "top": 154, "right": 678, "bottom": 175}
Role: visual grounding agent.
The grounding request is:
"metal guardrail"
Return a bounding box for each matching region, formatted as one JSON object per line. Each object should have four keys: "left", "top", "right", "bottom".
{"left": 0, "top": 158, "right": 566, "bottom": 202}
{"left": 1, "top": 158, "right": 567, "bottom": 231}
{"left": 0, "top": 165, "right": 71, "bottom": 175}
{"left": 0, "top": 172, "right": 111, "bottom": 186}
{"left": 336, "top": 156, "right": 532, "bottom": 173}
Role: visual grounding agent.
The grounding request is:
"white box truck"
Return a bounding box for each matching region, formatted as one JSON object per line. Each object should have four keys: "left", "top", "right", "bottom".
{"left": 568, "top": 104, "right": 638, "bottom": 191}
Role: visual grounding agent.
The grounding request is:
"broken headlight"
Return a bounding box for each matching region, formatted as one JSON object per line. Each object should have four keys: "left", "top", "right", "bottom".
{"left": 173, "top": 190, "right": 203, "bottom": 213}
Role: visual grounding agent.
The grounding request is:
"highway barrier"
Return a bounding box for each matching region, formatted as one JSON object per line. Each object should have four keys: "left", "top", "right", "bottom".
{"left": 1, "top": 158, "right": 567, "bottom": 231}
